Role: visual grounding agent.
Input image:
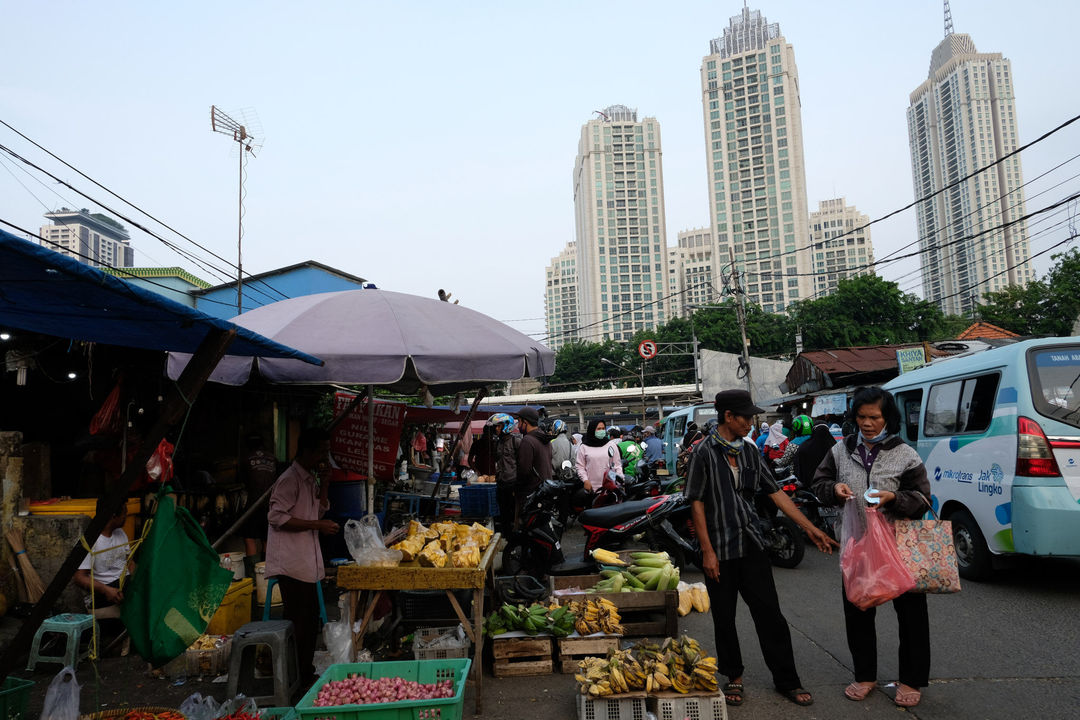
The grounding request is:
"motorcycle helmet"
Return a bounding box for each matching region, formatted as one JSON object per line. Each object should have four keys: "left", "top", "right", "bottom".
{"left": 488, "top": 412, "right": 516, "bottom": 435}
{"left": 629, "top": 425, "right": 645, "bottom": 441}
{"left": 792, "top": 414, "right": 813, "bottom": 437}
{"left": 550, "top": 418, "right": 567, "bottom": 435}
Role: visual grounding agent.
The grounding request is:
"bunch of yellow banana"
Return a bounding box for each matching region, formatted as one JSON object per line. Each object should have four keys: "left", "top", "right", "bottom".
{"left": 611, "top": 649, "right": 650, "bottom": 691}
{"left": 575, "top": 656, "right": 614, "bottom": 696}
{"left": 570, "top": 597, "right": 624, "bottom": 635}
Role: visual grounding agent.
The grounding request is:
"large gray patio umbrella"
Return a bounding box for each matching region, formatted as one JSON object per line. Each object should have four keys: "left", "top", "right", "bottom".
{"left": 168, "top": 287, "right": 554, "bottom": 391}
{"left": 167, "top": 287, "right": 555, "bottom": 513}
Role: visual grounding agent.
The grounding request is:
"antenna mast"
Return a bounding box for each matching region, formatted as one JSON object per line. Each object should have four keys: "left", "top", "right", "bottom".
{"left": 943, "top": 0, "right": 954, "bottom": 36}
{"left": 210, "top": 105, "right": 260, "bottom": 315}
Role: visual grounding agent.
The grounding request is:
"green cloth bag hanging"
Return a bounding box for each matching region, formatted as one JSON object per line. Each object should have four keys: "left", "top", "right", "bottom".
{"left": 121, "top": 493, "right": 234, "bottom": 667}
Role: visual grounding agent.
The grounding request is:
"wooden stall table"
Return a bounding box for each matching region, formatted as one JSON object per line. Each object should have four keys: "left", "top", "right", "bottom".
{"left": 336, "top": 533, "right": 500, "bottom": 716}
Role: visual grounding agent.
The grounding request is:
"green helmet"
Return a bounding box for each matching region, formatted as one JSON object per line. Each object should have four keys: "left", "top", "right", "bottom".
{"left": 792, "top": 414, "right": 813, "bottom": 437}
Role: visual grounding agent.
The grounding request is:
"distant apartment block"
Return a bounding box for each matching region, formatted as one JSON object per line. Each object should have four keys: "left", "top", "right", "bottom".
{"left": 40, "top": 208, "right": 133, "bottom": 269}
{"left": 572, "top": 105, "right": 670, "bottom": 343}
{"left": 809, "top": 198, "right": 875, "bottom": 297}
{"left": 701, "top": 6, "right": 814, "bottom": 314}
{"left": 668, "top": 228, "right": 716, "bottom": 318}
{"left": 544, "top": 242, "right": 578, "bottom": 351}
{"left": 907, "top": 27, "right": 1033, "bottom": 315}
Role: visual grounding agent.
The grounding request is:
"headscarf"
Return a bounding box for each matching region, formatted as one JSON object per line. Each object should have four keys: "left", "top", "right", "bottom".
{"left": 794, "top": 423, "right": 836, "bottom": 484}
{"left": 572, "top": 433, "right": 582, "bottom": 445}
{"left": 765, "top": 421, "right": 787, "bottom": 448}
{"left": 582, "top": 419, "right": 609, "bottom": 448}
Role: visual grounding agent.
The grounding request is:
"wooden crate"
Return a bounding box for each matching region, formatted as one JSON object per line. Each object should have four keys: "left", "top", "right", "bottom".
{"left": 550, "top": 575, "right": 679, "bottom": 637}
{"left": 492, "top": 635, "right": 554, "bottom": 677}
{"left": 557, "top": 635, "right": 621, "bottom": 674}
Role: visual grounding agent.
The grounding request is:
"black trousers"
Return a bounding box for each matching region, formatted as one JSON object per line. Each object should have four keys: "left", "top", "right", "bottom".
{"left": 703, "top": 546, "right": 802, "bottom": 691}
{"left": 496, "top": 483, "right": 516, "bottom": 536}
{"left": 276, "top": 575, "right": 321, "bottom": 684}
{"left": 841, "top": 584, "right": 930, "bottom": 688}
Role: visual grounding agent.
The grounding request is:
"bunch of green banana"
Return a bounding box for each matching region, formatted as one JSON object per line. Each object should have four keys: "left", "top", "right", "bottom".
{"left": 483, "top": 601, "right": 577, "bottom": 636}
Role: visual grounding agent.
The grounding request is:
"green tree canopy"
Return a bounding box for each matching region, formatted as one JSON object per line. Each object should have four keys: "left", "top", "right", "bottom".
{"left": 979, "top": 248, "right": 1080, "bottom": 336}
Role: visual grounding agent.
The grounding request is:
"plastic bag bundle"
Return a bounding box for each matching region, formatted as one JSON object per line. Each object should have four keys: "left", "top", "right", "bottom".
{"left": 840, "top": 501, "right": 916, "bottom": 610}
{"left": 179, "top": 693, "right": 220, "bottom": 720}
{"left": 345, "top": 516, "right": 402, "bottom": 567}
{"left": 40, "top": 666, "right": 80, "bottom": 720}
{"left": 323, "top": 618, "right": 353, "bottom": 665}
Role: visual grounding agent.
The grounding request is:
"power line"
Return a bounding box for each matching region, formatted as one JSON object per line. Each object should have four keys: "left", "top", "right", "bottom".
{"left": 0, "top": 119, "right": 292, "bottom": 307}
{"left": 0, "top": 216, "right": 246, "bottom": 311}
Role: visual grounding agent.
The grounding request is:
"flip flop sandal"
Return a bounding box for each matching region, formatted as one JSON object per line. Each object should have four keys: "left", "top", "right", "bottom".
{"left": 781, "top": 687, "right": 814, "bottom": 706}
{"left": 722, "top": 682, "right": 744, "bottom": 706}
{"left": 844, "top": 682, "right": 874, "bottom": 701}
{"left": 894, "top": 687, "right": 922, "bottom": 707}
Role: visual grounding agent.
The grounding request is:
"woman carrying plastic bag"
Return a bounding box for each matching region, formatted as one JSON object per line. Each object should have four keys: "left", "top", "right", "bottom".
{"left": 812, "top": 387, "right": 932, "bottom": 709}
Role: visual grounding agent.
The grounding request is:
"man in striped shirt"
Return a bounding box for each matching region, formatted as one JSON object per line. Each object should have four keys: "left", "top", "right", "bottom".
{"left": 686, "top": 390, "right": 837, "bottom": 709}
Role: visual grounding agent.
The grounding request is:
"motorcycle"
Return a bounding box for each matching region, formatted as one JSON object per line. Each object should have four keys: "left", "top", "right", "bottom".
{"left": 753, "top": 486, "right": 805, "bottom": 569}
{"left": 501, "top": 478, "right": 593, "bottom": 578}
{"left": 779, "top": 473, "right": 839, "bottom": 541}
{"left": 578, "top": 492, "right": 700, "bottom": 570}
{"left": 622, "top": 459, "right": 661, "bottom": 501}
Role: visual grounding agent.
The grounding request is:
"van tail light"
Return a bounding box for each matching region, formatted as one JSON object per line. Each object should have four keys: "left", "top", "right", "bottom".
{"left": 1016, "top": 416, "right": 1062, "bottom": 477}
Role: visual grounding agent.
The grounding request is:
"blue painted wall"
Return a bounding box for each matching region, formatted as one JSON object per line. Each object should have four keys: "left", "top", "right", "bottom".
{"left": 194, "top": 265, "right": 366, "bottom": 318}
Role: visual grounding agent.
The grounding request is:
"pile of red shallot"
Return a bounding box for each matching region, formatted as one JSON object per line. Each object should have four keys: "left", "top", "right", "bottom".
{"left": 312, "top": 674, "right": 455, "bottom": 706}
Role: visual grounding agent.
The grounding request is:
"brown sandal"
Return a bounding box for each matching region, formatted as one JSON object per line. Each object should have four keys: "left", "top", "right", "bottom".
{"left": 844, "top": 682, "right": 874, "bottom": 701}
{"left": 894, "top": 685, "right": 922, "bottom": 707}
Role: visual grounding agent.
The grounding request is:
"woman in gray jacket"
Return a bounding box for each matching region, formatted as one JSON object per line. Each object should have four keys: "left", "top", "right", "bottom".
{"left": 812, "top": 386, "right": 931, "bottom": 709}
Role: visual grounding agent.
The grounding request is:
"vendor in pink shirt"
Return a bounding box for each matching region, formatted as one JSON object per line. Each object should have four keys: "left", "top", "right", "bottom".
{"left": 265, "top": 428, "right": 340, "bottom": 689}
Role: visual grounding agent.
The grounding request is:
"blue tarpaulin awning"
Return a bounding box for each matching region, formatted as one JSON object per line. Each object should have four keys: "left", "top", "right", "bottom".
{"left": 0, "top": 228, "right": 322, "bottom": 363}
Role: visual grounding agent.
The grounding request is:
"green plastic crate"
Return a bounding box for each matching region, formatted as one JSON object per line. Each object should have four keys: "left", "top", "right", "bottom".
{"left": 295, "top": 658, "right": 471, "bottom": 720}
{"left": 258, "top": 707, "right": 296, "bottom": 720}
{"left": 0, "top": 676, "right": 33, "bottom": 720}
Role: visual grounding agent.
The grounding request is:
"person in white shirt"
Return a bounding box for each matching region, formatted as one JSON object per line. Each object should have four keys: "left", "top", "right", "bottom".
{"left": 74, "top": 498, "right": 132, "bottom": 608}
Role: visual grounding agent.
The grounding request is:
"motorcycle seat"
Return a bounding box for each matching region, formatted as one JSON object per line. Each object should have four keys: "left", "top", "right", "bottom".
{"left": 578, "top": 496, "right": 661, "bottom": 527}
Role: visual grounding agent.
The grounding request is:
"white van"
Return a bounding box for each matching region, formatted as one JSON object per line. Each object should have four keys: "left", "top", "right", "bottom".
{"left": 882, "top": 336, "right": 1080, "bottom": 578}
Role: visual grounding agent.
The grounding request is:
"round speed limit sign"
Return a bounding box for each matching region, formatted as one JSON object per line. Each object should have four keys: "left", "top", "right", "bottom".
{"left": 638, "top": 340, "right": 657, "bottom": 360}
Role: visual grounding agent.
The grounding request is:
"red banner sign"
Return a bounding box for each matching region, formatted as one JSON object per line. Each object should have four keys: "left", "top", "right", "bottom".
{"left": 330, "top": 393, "right": 406, "bottom": 479}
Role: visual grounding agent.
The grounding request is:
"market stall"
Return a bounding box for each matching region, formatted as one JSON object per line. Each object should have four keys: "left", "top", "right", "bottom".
{"left": 336, "top": 532, "right": 499, "bottom": 715}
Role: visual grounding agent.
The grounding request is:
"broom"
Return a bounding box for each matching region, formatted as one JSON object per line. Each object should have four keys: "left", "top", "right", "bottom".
{"left": 6, "top": 528, "right": 45, "bottom": 602}
{"left": 6, "top": 552, "right": 28, "bottom": 604}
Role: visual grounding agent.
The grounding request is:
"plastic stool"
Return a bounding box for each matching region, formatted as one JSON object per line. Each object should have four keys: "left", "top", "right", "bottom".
{"left": 226, "top": 620, "right": 301, "bottom": 707}
{"left": 262, "top": 578, "right": 328, "bottom": 625}
{"left": 27, "top": 613, "right": 95, "bottom": 671}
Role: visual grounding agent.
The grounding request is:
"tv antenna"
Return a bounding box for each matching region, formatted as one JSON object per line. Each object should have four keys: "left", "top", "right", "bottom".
{"left": 210, "top": 105, "right": 263, "bottom": 315}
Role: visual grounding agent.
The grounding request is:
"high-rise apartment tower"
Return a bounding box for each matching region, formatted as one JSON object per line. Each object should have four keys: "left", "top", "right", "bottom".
{"left": 907, "top": 13, "right": 1033, "bottom": 315}
{"left": 39, "top": 208, "right": 133, "bottom": 269}
{"left": 572, "top": 105, "right": 669, "bottom": 342}
{"left": 544, "top": 242, "right": 578, "bottom": 351}
{"left": 701, "top": 6, "right": 813, "bottom": 313}
{"left": 809, "top": 198, "right": 875, "bottom": 297}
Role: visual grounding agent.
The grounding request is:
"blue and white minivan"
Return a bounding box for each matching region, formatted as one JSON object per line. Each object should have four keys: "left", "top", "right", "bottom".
{"left": 883, "top": 336, "right": 1080, "bottom": 578}
{"left": 660, "top": 403, "right": 717, "bottom": 476}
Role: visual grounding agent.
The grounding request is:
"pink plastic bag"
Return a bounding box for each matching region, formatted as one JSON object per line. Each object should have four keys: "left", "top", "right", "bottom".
{"left": 840, "top": 503, "right": 916, "bottom": 610}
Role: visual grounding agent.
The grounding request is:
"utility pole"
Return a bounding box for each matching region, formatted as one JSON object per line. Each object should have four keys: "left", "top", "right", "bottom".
{"left": 729, "top": 246, "right": 753, "bottom": 396}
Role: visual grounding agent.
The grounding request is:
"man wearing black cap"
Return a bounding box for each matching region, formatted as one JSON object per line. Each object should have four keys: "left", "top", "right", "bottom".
{"left": 514, "top": 407, "right": 552, "bottom": 522}
{"left": 685, "top": 389, "right": 837, "bottom": 709}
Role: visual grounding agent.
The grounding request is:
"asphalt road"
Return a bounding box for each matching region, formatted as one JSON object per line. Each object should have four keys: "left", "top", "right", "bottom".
{"left": 481, "top": 537, "right": 1080, "bottom": 719}
{"left": 17, "top": 534, "right": 1080, "bottom": 719}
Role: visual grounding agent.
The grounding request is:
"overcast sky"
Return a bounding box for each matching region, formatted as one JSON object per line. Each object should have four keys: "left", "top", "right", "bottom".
{"left": 3, "top": 1, "right": 1078, "bottom": 342}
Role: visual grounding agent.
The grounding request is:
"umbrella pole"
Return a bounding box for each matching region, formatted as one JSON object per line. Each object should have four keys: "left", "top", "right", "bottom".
{"left": 433, "top": 388, "right": 486, "bottom": 499}
{"left": 367, "top": 384, "right": 375, "bottom": 515}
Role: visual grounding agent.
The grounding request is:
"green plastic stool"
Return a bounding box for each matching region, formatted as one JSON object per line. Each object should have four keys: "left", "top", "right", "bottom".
{"left": 27, "top": 613, "right": 95, "bottom": 671}
{"left": 262, "top": 578, "right": 328, "bottom": 625}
